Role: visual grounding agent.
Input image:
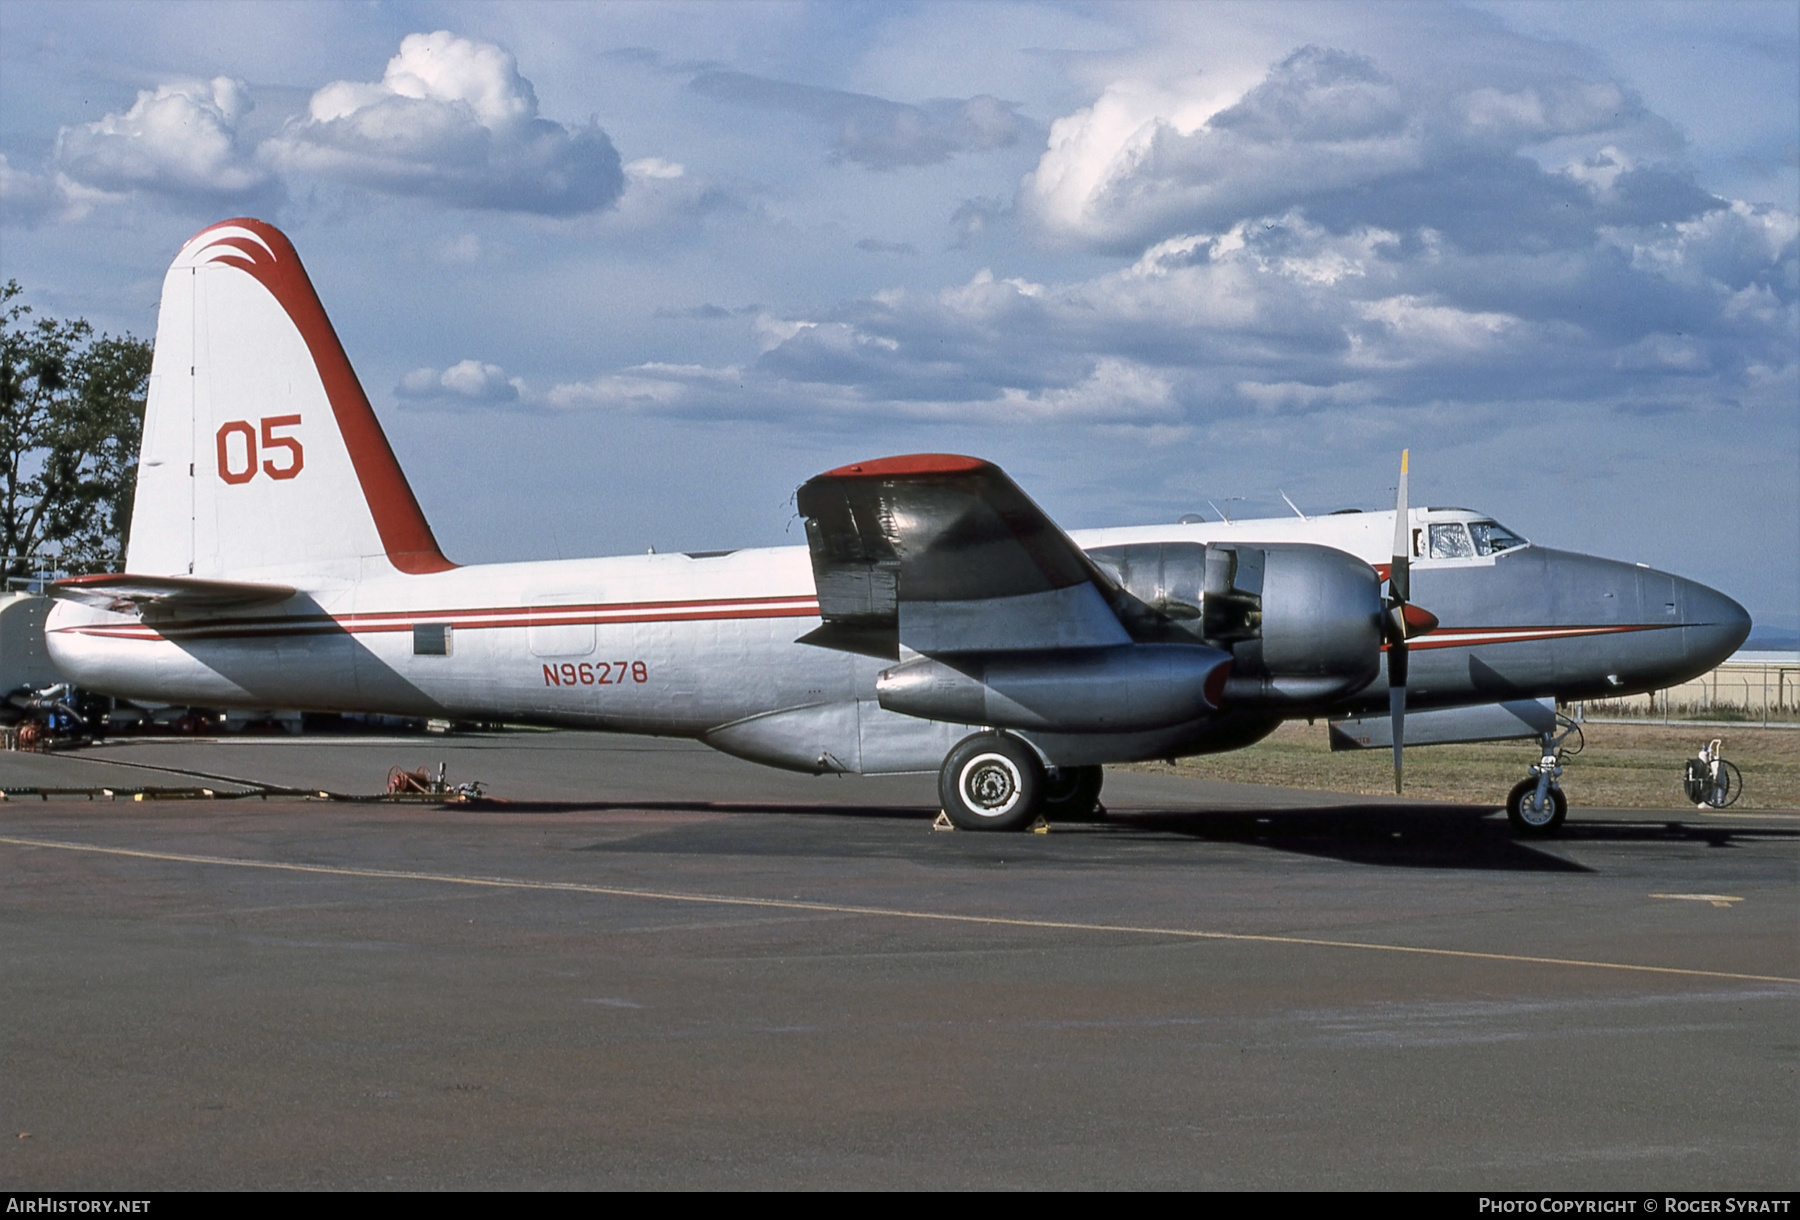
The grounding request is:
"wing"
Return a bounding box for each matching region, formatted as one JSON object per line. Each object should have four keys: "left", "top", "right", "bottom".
{"left": 795, "top": 453, "right": 1131, "bottom": 658}
{"left": 50, "top": 573, "right": 297, "bottom": 613}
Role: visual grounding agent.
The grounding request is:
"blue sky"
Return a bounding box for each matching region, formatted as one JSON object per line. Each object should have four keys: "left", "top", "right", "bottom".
{"left": 2, "top": 1, "right": 1795, "bottom": 634}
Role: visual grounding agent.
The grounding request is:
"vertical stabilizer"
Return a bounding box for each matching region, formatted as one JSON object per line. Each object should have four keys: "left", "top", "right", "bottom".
{"left": 127, "top": 219, "right": 452, "bottom": 580}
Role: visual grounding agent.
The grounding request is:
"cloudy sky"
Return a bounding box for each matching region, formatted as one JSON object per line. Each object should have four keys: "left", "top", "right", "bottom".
{"left": 2, "top": 1, "right": 1795, "bottom": 636}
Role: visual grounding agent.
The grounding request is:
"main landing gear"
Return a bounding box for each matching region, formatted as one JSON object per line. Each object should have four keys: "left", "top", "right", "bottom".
{"left": 1044, "top": 763, "right": 1106, "bottom": 822}
{"left": 937, "top": 731, "right": 1105, "bottom": 831}
{"left": 1505, "top": 714, "right": 1583, "bottom": 837}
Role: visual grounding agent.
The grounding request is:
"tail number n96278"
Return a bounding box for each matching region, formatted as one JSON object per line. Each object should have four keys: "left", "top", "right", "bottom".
{"left": 217, "top": 416, "right": 304, "bottom": 485}
{"left": 543, "top": 661, "right": 649, "bottom": 687}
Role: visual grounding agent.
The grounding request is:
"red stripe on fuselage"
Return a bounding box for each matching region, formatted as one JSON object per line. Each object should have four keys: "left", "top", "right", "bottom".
{"left": 1385, "top": 623, "right": 1671, "bottom": 652}
{"left": 56, "top": 595, "right": 824, "bottom": 643}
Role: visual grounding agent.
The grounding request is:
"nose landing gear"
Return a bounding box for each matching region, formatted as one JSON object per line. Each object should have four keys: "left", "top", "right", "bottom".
{"left": 1506, "top": 713, "right": 1583, "bottom": 837}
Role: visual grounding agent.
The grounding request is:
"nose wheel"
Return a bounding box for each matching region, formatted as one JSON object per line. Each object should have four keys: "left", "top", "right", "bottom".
{"left": 1505, "top": 716, "right": 1582, "bottom": 837}
{"left": 1506, "top": 777, "right": 1567, "bottom": 835}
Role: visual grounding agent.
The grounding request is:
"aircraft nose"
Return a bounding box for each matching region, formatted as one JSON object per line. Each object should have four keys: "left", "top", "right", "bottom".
{"left": 1679, "top": 576, "right": 1751, "bottom": 671}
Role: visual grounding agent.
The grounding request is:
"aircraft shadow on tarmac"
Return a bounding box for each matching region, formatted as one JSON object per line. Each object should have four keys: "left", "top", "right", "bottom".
{"left": 463, "top": 796, "right": 1797, "bottom": 874}
{"left": 1107, "top": 804, "right": 1798, "bottom": 872}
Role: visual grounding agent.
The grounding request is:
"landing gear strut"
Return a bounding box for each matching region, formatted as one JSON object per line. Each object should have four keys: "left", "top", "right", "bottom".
{"left": 1506, "top": 714, "right": 1583, "bottom": 837}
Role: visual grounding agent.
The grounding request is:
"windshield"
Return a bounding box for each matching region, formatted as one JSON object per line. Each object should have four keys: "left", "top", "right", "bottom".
{"left": 1468, "top": 520, "right": 1527, "bottom": 555}
{"left": 1428, "top": 523, "right": 1474, "bottom": 559}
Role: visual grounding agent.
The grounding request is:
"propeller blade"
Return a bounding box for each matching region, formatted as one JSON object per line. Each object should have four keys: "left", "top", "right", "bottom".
{"left": 1387, "top": 448, "right": 1412, "bottom": 794}
{"left": 1389, "top": 675, "right": 1406, "bottom": 794}
{"left": 1382, "top": 615, "right": 1411, "bottom": 798}
{"left": 1390, "top": 448, "right": 1410, "bottom": 604}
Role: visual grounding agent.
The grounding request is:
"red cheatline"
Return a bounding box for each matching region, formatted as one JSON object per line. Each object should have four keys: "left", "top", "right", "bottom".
{"left": 57, "top": 593, "right": 824, "bottom": 642}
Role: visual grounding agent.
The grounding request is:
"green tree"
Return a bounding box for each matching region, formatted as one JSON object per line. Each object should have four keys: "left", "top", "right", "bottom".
{"left": 0, "top": 281, "right": 151, "bottom": 581}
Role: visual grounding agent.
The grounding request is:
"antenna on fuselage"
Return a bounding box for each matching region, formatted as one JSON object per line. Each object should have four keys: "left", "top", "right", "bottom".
{"left": 1279, "top": 490, "right": 1308, "bottom": 521}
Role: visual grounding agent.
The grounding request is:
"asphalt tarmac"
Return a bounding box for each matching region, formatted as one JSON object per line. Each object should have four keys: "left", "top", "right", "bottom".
{"left": 3, "top": 732, "right": 1796, "bottom": 1189}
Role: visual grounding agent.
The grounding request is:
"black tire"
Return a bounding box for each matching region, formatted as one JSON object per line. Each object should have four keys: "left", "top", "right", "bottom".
{"left": 939, "top": 732, "right": 1044, "bottom": 832}
{"left": 1043, "top": 765, "right": 1105, "bottom": 821}
{"left": 1684, "top": 759, "right": 1711, "bottom": 805}
{"left": 1506, "top": 778, "right": 1567, "bottom": 836}
{"left": 1709, "top": 760, "right": 1743, "bottom": 809}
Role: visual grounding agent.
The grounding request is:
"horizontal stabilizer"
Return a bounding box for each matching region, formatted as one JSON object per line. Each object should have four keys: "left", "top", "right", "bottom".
{"left": 1329, "top": 698, "right": 1555, "bottom": 751}
{"left": 50, "top": 573, "right": 297, "bottom": 613}
{"left": 795, "top": 454, "right": 1127, "bottom": 656}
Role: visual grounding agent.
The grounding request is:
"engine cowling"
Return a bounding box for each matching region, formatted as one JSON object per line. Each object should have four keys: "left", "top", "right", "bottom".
{"left": 876, "top": 644, "right": 1233, "bottom": 733}
{"left": 1086, "top": 541, "right": 1382, "bottom": 709}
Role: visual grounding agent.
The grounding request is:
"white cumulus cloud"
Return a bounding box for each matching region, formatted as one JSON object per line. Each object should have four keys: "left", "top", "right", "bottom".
{"left": 397, "top": 360, "right": 522, "bottom": 406}
{"left": 0, "top": 154, "right": 119, "bottom": 224}
{"left": 991, "top": 358, "right": 1178, "bottom": 423}
{"left": 547, "top": 364, "right": 745, "bottom": 411}
{"left": 265, "top": 31, "right": 623, "bottom": 214}
{"left": 1019, "top": 45, "right": 1682, "bottom": 253}
{"left": 51, "top": 77, "right": 272, "bottom": 201}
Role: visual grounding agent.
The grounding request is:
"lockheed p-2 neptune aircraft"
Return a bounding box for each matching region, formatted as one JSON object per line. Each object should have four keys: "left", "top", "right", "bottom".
{"left": 45, "top": 220, "right": 1751, "bottom": 835}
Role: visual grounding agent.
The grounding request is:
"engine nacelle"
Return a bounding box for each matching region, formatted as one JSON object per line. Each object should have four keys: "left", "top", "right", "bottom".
{"left": 1086, "top": 541, "right": 1382, "bottom": 709}
{"left": 876, "top": 644, "right": 1233, "bottom": 733}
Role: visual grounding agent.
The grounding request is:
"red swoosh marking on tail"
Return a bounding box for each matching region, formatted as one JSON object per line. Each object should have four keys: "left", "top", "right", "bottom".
{"left": 188, "top": 219, "right": 455, "bottom": 575}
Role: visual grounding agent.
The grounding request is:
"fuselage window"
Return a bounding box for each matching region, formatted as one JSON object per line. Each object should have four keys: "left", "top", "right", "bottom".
{"left": 413, "top": 623, "right": 452, "bottom": 655}
{"left": 1469, "top": 521, "right": 1527, "bottom": 555}
{"left": 1428, "top": 523, "right": 1474, "bottom": 559}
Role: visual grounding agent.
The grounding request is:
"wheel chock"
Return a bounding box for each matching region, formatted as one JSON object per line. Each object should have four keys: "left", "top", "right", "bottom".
{"left": 1030, "top": 815, "right": 1050, "bottom": 834}
{"left": 932, "top": 811, "right": 955, "bottom": 831}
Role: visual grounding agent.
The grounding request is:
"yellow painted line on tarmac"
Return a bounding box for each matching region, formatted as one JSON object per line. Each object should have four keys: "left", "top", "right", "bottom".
{"left": 3, "top": 834, "right": 1797, "bottom": 986}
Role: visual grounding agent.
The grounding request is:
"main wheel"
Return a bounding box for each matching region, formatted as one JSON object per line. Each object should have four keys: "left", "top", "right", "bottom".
{"left": 939, "top": 732, "right": 1044, "bottom": 832}
{"left": 1043, "top": 765, "right": 1105, "bottom": 821}
{"left": 1506, "top": 779, "right": 1567, "bottom": 837}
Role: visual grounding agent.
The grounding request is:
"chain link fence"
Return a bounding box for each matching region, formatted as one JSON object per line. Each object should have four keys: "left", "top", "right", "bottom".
{"left": 1585, "top": 656, "right": 1800, "bottom": 726}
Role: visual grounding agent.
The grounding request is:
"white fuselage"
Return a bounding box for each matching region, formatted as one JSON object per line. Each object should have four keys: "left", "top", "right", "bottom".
{"left": 44, "top": 508, "right": 1474, "bottom": 773}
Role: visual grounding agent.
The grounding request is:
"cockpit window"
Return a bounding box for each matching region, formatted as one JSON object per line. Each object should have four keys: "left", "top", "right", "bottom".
{"left": 1428, "top": 523, "right": 1474, "bottom": 559}
{"left": 1468, "top": 520, "right": 1527, "bottom": 555}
